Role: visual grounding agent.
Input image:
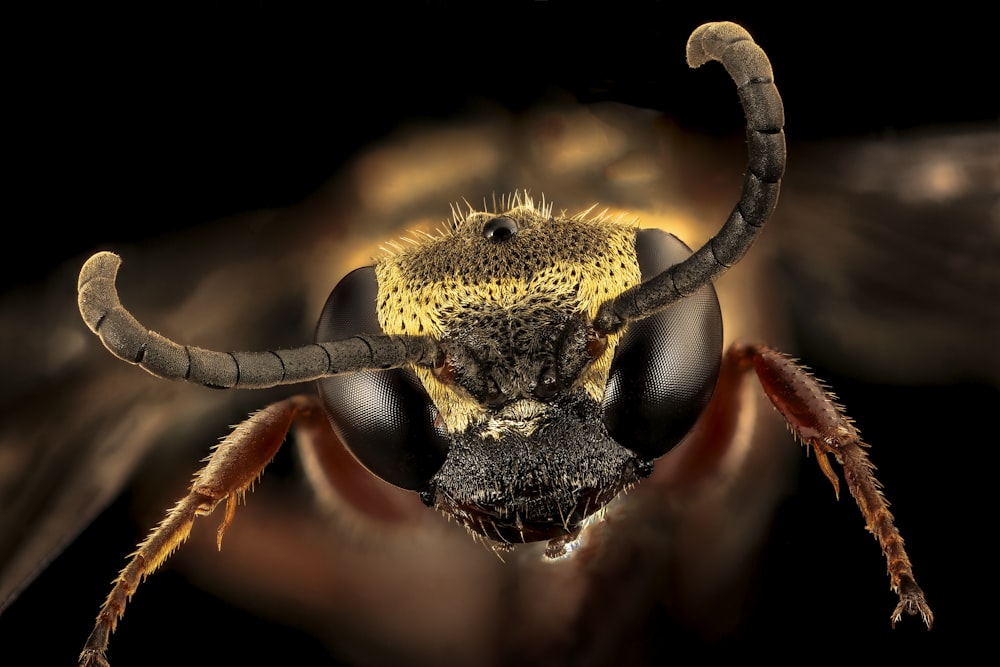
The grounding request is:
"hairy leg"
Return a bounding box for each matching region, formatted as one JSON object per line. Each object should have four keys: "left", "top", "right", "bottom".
{"left": 78, "top": 394, "right": 322, "bottom": 667}
{"left": 733, "top": 342, "right": 933, "bottom": 628}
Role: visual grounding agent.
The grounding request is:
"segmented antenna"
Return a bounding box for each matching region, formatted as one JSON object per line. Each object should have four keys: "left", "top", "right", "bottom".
{"left": 593, "top": 21, "right": 785, "bottom": 335}
{"left": 77, "top": 252, "right": 435, "bottom": 388}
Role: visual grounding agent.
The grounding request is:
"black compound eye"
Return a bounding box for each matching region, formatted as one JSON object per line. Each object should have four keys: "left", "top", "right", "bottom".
{"left": 315, "top": 266, "right": 449, "bottom": 491}
{"left": 482, "top": 216, "right": 518, "bottom": 242}
{"left": 603, "top": 229, "right": 723, "bottom": 462}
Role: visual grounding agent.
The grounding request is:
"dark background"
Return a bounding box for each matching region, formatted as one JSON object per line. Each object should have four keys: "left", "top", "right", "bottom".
{"left": 3, "top": 3, "right": 997, "bottom": 664}
{"left": 9, "top": 4, "right": 997, "bottom": 286}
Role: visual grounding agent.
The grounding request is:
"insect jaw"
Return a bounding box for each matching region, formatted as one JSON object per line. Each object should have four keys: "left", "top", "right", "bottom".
{"left": 423, "top": 392, "right": 653, "bottom": 555}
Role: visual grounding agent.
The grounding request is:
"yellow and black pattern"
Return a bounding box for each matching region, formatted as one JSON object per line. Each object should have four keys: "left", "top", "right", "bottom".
{"left": 374, "top": 193, "right": 642, "bottom": 433}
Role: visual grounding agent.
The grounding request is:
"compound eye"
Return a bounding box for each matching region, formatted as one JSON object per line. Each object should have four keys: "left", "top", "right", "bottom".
{"left": 315, "top": 266, "right": 449, "bottom": 491}
{"left": 603, "top": 230, "right": 723, "bottom": 461}
{"left": 482, "top": 216, "right": 518, "bottom": 242}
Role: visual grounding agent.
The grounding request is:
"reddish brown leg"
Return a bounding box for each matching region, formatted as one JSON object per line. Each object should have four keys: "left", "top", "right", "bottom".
{"left": 730, "top": 342, "right": 933, "bottom": 629}
{"left": 78, "top": 394, "right": 324, "bottom": 667}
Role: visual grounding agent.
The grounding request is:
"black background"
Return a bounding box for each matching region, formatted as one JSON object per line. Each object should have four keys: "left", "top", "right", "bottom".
{"left": 3, "top": 2, "right": 997, "bottom": 664}
{"left": 9, "top": 4, "right": 996, "bottom": 286}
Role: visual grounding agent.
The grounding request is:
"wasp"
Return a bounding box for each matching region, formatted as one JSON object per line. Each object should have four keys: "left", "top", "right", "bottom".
{"left": 62, "top": 22, "right": 935, "bottom": 666}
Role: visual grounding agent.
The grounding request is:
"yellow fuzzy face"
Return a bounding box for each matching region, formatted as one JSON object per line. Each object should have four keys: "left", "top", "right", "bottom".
{"left": 374, "top": 193, "right": 642, "bottom": 433}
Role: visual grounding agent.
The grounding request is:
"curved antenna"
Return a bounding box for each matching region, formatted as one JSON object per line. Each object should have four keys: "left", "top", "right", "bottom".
{"left": 77, "top": 251, "right": 436, "bottom": 388}
{"left": 594, "top": 22, "right": 785, "bottom": 335}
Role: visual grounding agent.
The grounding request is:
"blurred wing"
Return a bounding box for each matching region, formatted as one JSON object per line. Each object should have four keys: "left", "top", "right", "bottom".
{"left": 0, "top": 221, "right": 321, "bottom": 610}
{"left": 774, "top": 128, "right": 1000, "bottom": 384}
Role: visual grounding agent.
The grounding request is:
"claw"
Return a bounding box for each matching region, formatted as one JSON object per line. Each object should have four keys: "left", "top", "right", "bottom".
{"left": 891, "top": 590, "right": 934, "bottom": 629}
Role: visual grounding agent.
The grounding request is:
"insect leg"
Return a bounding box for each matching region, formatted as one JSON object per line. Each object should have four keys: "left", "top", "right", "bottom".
{"left": 731, "top": 342, "right": 933, "bottom": 629}
{"left": 78, "top": 394, "right": 320, "bottom": 667}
